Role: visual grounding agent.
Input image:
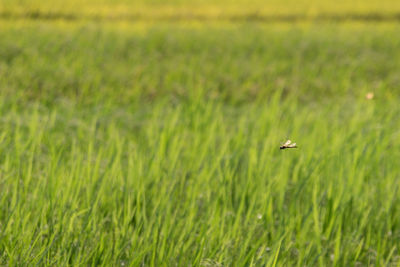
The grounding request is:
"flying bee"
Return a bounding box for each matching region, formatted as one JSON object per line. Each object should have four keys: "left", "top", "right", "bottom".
{"left": 280, "top": 140, "right": 297, "bottom": 150}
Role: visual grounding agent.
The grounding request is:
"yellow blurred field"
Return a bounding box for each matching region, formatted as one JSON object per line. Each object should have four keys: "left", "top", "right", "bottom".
{"left": 2, "top": 0, "right": 400, "bottom": 21}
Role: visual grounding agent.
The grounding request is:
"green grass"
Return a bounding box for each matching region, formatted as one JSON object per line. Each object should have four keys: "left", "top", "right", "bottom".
{"left": 1, "top": 21, "right": 400, "bottom": 266}
{"left": 1, "top": 22, "right": 400, "bottom": 105}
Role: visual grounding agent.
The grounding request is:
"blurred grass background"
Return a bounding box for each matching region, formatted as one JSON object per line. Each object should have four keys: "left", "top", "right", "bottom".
{"left": 1, "top": 21, "right": 400, "bottom": 106}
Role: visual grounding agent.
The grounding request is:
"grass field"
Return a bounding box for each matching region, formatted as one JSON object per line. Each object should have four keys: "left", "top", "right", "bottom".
{"left": 1, "top": 2, "right": 400, "bottom": 266}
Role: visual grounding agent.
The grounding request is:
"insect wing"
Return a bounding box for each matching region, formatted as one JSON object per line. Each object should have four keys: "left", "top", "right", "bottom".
{"left": 283, "top": 140, "right": 291, "bottom": 146}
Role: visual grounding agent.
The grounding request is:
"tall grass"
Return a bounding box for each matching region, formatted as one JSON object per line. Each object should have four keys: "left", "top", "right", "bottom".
{"left": 1, "top": 97, "right": 399, "bottom": 265}
{"left": 0, "top": 22, "right": 399, "bottom": 265}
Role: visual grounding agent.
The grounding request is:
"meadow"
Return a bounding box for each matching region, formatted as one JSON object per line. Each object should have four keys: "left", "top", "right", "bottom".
{"left": 0, "top": 2, "right": 400, "bottom": 266}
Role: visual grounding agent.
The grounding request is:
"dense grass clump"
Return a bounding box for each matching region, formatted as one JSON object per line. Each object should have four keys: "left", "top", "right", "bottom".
{"left": 0, "top": 21, "right": 399, "bottom": 266}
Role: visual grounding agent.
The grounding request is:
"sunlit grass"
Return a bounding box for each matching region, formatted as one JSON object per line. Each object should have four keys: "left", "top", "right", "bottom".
{"left": 0, "top": 21, "right": 399, "bottom": 265}
{"left": 0, "top": 96, "right": 399, "bottom": 265}
{"left": 1, "top": 21, "right": 400, "bottom": 105}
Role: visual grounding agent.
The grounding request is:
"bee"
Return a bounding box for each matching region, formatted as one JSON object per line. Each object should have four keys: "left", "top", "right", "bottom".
{"left": 280, "top": 140, "right": 297, "bottom": 149}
